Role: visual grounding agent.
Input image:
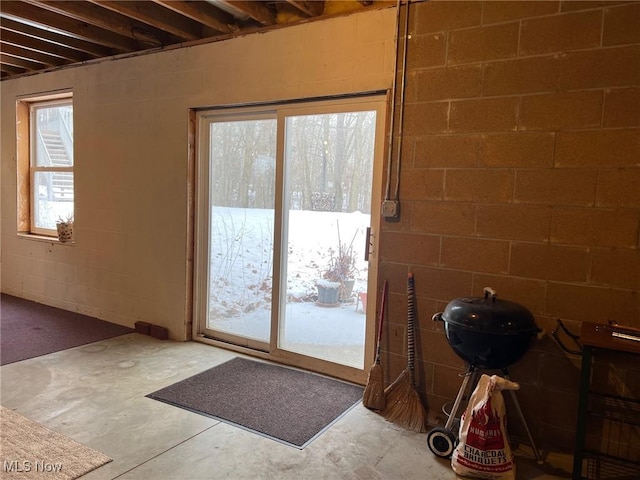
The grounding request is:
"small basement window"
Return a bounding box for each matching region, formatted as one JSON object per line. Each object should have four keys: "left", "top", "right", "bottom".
{"left": 17, "top": 92, "right": 74, "bottom": 238}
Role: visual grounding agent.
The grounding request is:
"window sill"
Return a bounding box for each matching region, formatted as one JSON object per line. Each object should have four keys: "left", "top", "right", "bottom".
{"left": 17, "top": 232, "right": 75, "bottom": 246}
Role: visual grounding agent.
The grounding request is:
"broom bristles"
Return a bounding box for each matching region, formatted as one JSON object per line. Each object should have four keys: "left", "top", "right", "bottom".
{"left": 381, "top": 369, "right": 427, "bottom": 433}
{"left": 362, "top": 363, "right": 386, "bottom": 411}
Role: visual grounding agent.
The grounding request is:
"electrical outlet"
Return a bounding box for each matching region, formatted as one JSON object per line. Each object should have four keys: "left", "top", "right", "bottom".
{"left": 382, "top": 200, "right": 400, "bottom": 218}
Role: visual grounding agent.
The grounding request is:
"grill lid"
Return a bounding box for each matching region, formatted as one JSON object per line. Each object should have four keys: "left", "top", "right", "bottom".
{"left": 438, "top": 287, "right": 537, "bottom": 334}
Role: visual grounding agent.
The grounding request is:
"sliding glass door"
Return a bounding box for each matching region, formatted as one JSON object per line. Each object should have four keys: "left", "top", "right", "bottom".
{"left": 204, "top": 114, "right": 276, "bottom": 349}
{"left": 193, "top": 96, "right": 386, "bottom": 382}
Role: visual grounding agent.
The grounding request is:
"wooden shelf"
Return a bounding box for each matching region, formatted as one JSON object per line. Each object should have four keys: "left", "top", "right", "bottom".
{"left": 580, "top": 321, "right": 640, "bottom": 355}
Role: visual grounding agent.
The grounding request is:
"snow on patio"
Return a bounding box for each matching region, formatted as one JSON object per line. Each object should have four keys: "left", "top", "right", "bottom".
{"left": 208, "top": 207, "right": 371, "bottom": 367}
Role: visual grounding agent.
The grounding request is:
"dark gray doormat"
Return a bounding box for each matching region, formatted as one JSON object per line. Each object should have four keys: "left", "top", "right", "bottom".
{"left": 146, "top": 357, "right": 363, "bottom": 448}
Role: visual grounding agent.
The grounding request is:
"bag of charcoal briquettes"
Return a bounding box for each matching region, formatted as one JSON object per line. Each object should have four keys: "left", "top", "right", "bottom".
{"left": 451, "top": 374, "right": 520, "bottom": 480}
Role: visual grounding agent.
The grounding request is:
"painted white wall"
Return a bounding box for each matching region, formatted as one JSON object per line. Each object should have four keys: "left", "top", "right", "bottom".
{"left": 0, "top": 8, "right": 396, "bottom": 339}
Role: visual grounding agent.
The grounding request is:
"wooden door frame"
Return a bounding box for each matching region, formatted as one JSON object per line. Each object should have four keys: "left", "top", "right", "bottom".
{"left": 188, "top": 93, "right": 388, "bottom": 385}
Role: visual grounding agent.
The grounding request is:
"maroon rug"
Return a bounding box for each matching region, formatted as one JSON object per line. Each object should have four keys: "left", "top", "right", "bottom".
{"left": 0, "top": 294, "right": 134, "bottom": 365}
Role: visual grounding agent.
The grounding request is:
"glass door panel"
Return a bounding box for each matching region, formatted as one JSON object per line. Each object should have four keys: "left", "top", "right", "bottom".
{"left": 279, "top": 111, "right": 377, "bottom": 369}
{"left": 206, "top": 118, "right": 276, "bottom": 346}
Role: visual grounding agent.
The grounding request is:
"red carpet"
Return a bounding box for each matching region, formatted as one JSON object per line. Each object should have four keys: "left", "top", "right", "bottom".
{"left": 1, "top": 294, "right": 133, "bottom": 365}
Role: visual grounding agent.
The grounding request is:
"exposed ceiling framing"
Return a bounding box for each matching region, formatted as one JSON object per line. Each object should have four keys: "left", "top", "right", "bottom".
{"left": 0, "top": 0, "right": 379, "bottom": 80}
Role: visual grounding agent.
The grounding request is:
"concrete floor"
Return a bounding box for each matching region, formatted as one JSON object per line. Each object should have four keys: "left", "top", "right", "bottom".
{"left": 0, "top": 333, "right": 572, "bottom": 479}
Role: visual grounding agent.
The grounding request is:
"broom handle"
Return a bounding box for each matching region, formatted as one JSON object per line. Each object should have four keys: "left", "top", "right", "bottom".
{"left": 407, "top": 272, "right": 416, "bottom": 386}
{"left": 374, "top": 281, "right": 388, "bottom": 365}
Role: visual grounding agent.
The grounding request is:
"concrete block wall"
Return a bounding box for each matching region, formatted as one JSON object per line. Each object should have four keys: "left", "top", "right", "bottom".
{"left": 379, "top": 0, "right": 640, "bottom": 451}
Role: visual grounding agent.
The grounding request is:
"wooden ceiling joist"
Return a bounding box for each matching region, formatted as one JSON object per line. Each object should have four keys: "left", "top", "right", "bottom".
{"left": 0, "top": 16, "right": 115, "bottom": 58}
{"left": 0, "top": 28, "right": 93, "bottom": 62}
{"left": 152, "top": 0, "right": 237, "bottom": 34}
{"left": 1, "top": 52, "right": 44, "bottom": 70}
{"left": 0, "top": 42, "right": 67, "bottom": 66}
{"left": 2, "top": 1, "right": 139, "bottom": 52}
{"left": 286, "top": 1, "right": 324, "bottom": 18}
{"left": 217, "top": 1, "right": 277, "bottom": 26}
{"left": 1, "top": 62, "right": 27, "bottom": 75}
{"left": 21, "top": 0, "right": 177, "bottom": 47}
{"left": 90, "top": 1, "right": 203, "bottom": 42}
{"left": 0, "top": 0, "right": 382, "bottom": 80}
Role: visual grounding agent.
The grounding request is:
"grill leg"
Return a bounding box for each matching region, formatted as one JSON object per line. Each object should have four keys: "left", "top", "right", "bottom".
{"left": 502, "top": 368, "right": 544, "bottom": 464}
{"left": 444, "top": 366, "right": 476, "bottom": 430}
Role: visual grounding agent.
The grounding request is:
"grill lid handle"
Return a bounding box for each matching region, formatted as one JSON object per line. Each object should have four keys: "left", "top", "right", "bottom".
{"left": 483, "top": 287, "right": 497, "bottom": 302}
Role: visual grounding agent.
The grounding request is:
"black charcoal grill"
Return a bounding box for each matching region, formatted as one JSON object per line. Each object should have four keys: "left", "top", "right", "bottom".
{"left": 435, "top": 287, "right": 539, "bottom": 369}
{"left": 426, "top": 288, "right": 543, "bottom": 463}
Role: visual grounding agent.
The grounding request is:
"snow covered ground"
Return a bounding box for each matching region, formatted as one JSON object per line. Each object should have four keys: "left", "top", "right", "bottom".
{"left": 207, "top": 207, "right": 371, "bottom": 367}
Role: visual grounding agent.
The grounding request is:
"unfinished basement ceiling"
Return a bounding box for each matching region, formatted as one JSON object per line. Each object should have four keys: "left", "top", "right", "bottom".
{"left": 0, "top": 0, "right": 381, "bottom": 80}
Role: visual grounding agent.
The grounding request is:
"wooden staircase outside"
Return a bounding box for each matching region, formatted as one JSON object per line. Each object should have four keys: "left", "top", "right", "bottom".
{"left": 41, "top": 130, "right": 73, "bottom": 202}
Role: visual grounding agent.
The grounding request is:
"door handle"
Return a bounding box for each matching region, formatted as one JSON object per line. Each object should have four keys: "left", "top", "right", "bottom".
{"left": 364, "top": 227, "right": 374, "bottom": 261}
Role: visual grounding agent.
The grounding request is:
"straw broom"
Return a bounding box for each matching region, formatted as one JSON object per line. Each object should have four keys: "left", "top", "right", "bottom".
{"left": 381, "top": 272, "right": 427, "bottom": 432}
{"left": 363, "top": 280, "right": 388, "bottom": 410}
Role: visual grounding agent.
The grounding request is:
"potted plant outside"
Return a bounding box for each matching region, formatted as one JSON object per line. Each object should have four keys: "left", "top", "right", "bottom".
{"left": 316, "top": 222, "right": 358, "bottom": 306}
{"left": 315, "top": 278, "right": 341, "bottom": 307}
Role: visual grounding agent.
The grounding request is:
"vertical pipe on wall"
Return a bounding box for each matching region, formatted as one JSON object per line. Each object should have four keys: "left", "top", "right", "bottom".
{"left": 383, "top": 0, "right": 409, "bottom": 203}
